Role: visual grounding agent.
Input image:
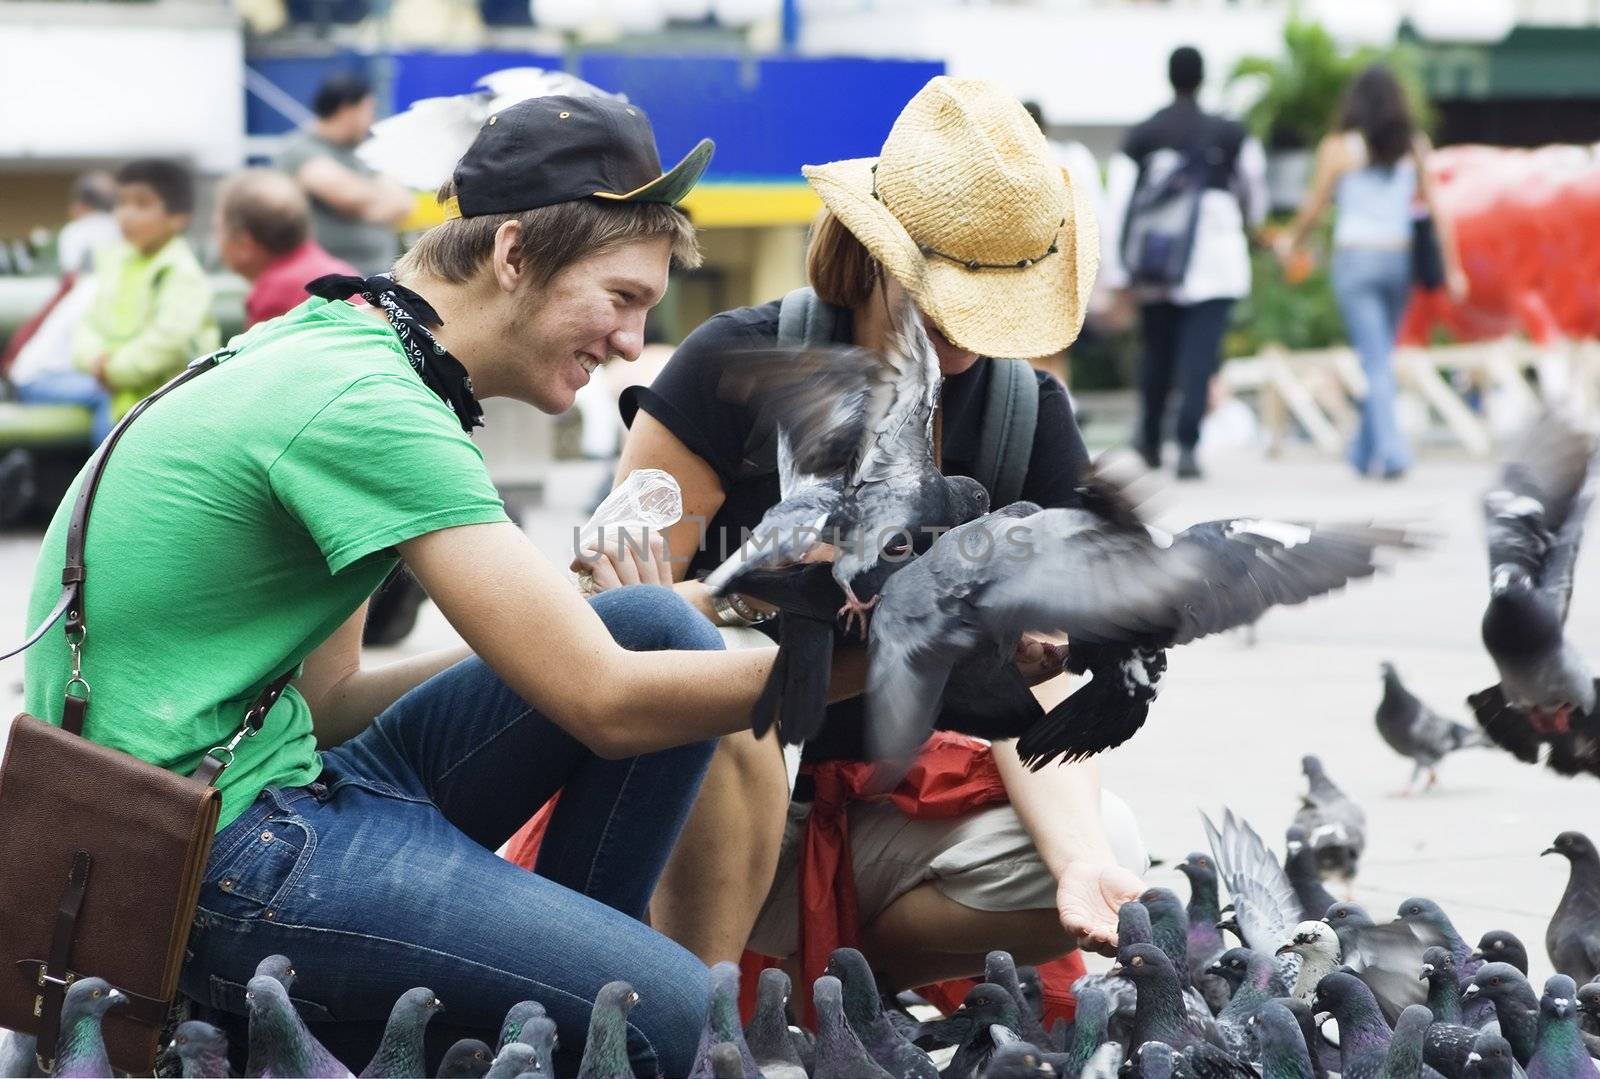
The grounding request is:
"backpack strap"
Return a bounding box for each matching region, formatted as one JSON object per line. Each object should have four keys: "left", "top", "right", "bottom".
{"left": 776, "top": 287, "right": 841, "bottom": 348}
{"left": 975, "top": 359, "right": 1039, "bottom": 508}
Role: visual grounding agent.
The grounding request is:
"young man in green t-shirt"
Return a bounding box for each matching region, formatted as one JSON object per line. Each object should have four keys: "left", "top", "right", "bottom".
{"left": 20, "top": 97, "right": 845, "bottom": 1077}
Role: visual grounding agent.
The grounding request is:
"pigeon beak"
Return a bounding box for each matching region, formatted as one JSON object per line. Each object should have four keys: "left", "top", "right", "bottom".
{"left": 1108, "top": 964, "right": 1126, "bottom": 979}
{"left": 1469, "top": 950, "right": 1483, "bottom": 962}
{"left": 1541, "top": 847, "right": 1559, "bottom": 857}
{"left": 1554, "top": 999, "right": 1572, "bottom": 1018}
{"left": 1205, "top": 963, "right": 1224, "bottom": 977}
{"left": 1466, "top": 1052, "right": 1482, "bottom": 1064}
{"left": 1463, "top": 985, "right": 1480, "bottom": 1000}
{"left": 1313, "top": 1010, "right": 1332, "bottom": 1026}
{"left": 1420, "top": 966, "right": 1433, "bottom": 980}
{"left": 106, "top": 989, "right": 126, "bottom": 1007}
{"left": 1274, "top": 943, "right": 1294, "bottom": 957}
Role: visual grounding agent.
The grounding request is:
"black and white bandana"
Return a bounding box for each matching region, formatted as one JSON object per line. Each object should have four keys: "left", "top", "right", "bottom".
{"left": 306, "top": 273, "right": 484, "bottom": 433}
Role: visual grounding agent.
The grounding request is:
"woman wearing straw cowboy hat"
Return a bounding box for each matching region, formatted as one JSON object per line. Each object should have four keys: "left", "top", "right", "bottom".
{"left": 570, "top": 77, "right": 1150, "bottom": 994}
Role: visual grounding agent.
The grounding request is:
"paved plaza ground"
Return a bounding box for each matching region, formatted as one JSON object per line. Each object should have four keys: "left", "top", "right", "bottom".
{"left": 2, "top": 445, "right": 1596, "bottom": 980}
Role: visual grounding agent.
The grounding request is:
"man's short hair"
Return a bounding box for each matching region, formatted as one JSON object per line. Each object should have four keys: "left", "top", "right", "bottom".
{"left": 70, "top": 171, "right": 115, "bottom": 214}
{"left": 313, "top": 72, "right": 373, "bottom": 120}
{"left": 218, "top": 169, "right": 310, "bottom": 256}
{"left": 114, "top": 158, "right": 195, "bottom": 216}
{"left": 396, "top": 181, "right": 701, "bottom": 287}
{"left": 1169, "top": 46, "right": 1204, "bottom": 94}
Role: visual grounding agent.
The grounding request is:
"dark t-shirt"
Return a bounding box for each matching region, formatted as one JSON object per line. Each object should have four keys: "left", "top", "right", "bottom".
{"left": 620, "top": 298, "right": 1091, "bottom": 759}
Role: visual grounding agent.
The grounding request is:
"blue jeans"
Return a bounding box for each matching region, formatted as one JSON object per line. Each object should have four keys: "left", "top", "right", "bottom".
{"left": 1137, "top": 298, "right": 1234, "bottom": 452}
{"left": 1332, "top": 247, "right": 1413, "bottom": 476}
{"left": 180, "top": 586, "right": 720, "bottom": 1077}
{"left": 14, "top": 369, "right": 114, "bottom": 445}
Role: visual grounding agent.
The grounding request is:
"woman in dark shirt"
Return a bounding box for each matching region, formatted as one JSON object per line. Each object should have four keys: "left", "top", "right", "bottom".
{"left": 591, "top": 77, "right": 1149, "bottom": 987}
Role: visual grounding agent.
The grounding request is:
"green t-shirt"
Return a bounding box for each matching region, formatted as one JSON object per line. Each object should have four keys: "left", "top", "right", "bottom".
{"left": 23, "top": 297, "right": 510, "bottom": 829}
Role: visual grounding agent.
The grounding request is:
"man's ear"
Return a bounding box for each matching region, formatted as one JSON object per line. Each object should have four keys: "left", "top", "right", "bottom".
{"left": 492, "top": 218, "right": 524, "bottom": 294}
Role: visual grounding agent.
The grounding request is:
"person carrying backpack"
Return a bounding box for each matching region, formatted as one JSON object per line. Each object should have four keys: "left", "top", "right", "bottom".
{"left": 1103, "top": 46, "right": 1268, "bottom": 480}
{"left": 568, "top": 77, "right": 1149, "bottom": 1004}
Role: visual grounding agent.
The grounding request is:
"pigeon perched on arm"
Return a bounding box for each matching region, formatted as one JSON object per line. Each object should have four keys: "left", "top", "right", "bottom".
{"left": 1376, "top": 662, "right": 1487, "bottom": 792}
{"left": 1543, "top": 831, "right": 1600, "bottom": 986}
{"left": 359, "top": 987, "right": 444, "bottom": 1079}
{"left": 1469, "top": 413, "right": 1600, "bottom": 778}
{"left": 1462, "top": 964, "right": 1539, "bottom": 1064}
{"left": 1293, "top": 755, "right": 1367, "bottom": 887}
{"left": 1472, "top": 932, "right": 1531, "bottom": 977}
{"left": 575, "top": 982, "right": 637, "bottom": 1079}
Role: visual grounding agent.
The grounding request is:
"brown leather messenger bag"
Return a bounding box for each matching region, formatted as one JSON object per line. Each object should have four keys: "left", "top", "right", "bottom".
{"left": 0, "top": 348, "right": 295, "bottom": 1074}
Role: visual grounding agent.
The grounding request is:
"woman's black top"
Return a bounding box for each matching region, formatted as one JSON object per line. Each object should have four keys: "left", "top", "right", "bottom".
{"left": 619, "top": 299, "right": 1091, "bottom": 760}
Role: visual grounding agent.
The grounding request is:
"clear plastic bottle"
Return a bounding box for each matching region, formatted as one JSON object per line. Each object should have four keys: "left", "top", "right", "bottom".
{"left": 574, "top": 468, "right": 684, "bottom": 593}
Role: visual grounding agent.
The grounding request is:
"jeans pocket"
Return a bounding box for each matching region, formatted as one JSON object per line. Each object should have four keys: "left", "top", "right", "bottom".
{"left": 200, "top": 811, "right": 314, "bottom": 920}
{"left": 207, "top": 974, "right": 335, "bottom": 1022}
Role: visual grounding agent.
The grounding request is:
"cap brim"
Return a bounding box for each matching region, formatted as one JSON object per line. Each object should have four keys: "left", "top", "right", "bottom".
{"left": 801, "top": 157, "right": 1099, "bottom": 359}
{"left": 591, "top": 138, "right": 715, "bottom": 206}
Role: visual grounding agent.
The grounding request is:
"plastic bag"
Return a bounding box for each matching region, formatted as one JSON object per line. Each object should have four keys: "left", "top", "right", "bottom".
{"left": 574, "top": 468, "right": 684, "bottom": 593}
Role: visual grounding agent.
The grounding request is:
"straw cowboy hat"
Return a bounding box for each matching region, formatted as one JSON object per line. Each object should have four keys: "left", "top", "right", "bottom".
{"left": 803, "top": 76, "right": 1099, "bottom": 359}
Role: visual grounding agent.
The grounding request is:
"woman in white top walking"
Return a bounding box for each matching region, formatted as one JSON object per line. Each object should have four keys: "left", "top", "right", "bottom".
{"left": 1276, "top": 64, "right": 1466, "bottom": 480}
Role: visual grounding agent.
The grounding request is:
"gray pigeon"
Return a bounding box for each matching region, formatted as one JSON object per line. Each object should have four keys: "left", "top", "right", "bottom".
{"left": 1280, "top": 919, "right": 1427, "bottom": 1025}
{"left": 1285, "top": 827, "right": 1339, "bottom": 924}
{"left": 1462, "top": 963, "right": 1538, "bottom": 1064}
{"left": 1249, "top": 1001, "right": 1316, "bottom": 1079}
{"left": 360, "top": 987, "right": 444, "bottom": 1078}
{"left": 256, "top": 954, "right": 298, "bottom": 993}
{"left": 1526, "top": 975, "right": 1596, "bottom": 1079}
{"left": 1421, "top": 946, "right": 1465, "bottom": 1025}
{"left": 1177, "top": 852, "right": 1231, "bottom": 1012}
{"left": 1134, "top": 1041, "right": 1178, "bottom": 1079}
{"left": 1059, "top": 985, "right": 1113, "bottom": 1078}
{"left": 1112, "top": 944, "right": 1226, "bottom": 1054}
{"left": 981, "top": 951, "right": 1055, "bottom": 1054}
{"left": 1463, "top": 1034, "right": 1516, "bottom": 1079}
{"left": 742, "top": 968, "right": 807, "bottom": 1079}
{"left": 244, "top": 974, "right": 353, "bottom": 1079}
{"left": 437, "top": 1038, "right": 494, "bottom": 1079}
{"left": 1469, "top": 412, "right": 1600, "bottom": 779}
{"left": 1203, "top": 810, "right": 1304, "bottom": 960}
{"left": 0, "top": 1026, "right": 37, "bottom": 1079}
{"left": 869, "top": 475, "right": 1416, "bottom": 761}
{"left": 812, "top": 975, "right": 892, "bottom": 1079}
{"left": 1543, "top": 831, "right": 1600, "bottom": 986}
{"left": 912, "top": 981, "right": 1020, "bottom": 1079}
{"left": 575, "top": 982, "right": 636, "bottom": 1079}
{"left": 689, "top": 962, "right": 761, "bottom": 1079}
{"left": 983, "top": 1041, "right": 1057, "bottom": 1079}
{"left": 497, "top": 1001, "right": 547, "bottom": 1053}
{"left": 1293, "top": 755, "right": 1366, "bottom": 886}
{"left": 1382, "top": 1004, "right": 1435, "bottom": 1079}
{"left": 53, "top": 978, "right": 125, "bottom": 1079}
{"left": 1376, "top": 663, "right": 1486, "bottom": 791}
{"left": 1398, "top": 899, "right": 1483, "bottom": 981}
{"left": 483, "top": 1043, "right": 538, "bottom": 1079}
{"left": 824, "top": 948, "right": 936, "bottom": 1079}
{"left": 511, "top": 1017, "right": 556, "bottom": 1076}
{"left": 1310, "top": 972, "right": 1395, "bottom": 1079}
{"left": 168, "top": 1020, "right": 232, "bottom": 1079}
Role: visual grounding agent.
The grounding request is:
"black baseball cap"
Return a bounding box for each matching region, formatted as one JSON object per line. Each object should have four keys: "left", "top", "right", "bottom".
{"left": 443, "top": 95, "right": 714, "bottom": 220}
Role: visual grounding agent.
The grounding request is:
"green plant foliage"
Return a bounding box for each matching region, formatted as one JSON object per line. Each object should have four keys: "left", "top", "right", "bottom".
{"left": 1226, "top": 235, "right": 1346, "bottom": 356}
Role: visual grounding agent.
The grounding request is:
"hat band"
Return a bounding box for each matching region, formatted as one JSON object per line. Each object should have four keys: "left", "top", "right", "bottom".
{"left": 869, "top": 164, "right": 1063, "bottom": 272}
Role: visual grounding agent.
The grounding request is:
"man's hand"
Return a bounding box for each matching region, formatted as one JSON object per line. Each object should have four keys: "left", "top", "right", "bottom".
{"left": 1013, "top": 634, "right": 1068, "bottom": 686}
{"left": 1055, "top": 860, "right": 1146, "bottom": 956}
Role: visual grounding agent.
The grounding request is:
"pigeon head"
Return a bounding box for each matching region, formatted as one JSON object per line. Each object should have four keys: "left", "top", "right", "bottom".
{"left": 254, "top": 953, "right": 297, "bottom": 991}
{"left": 707, "top": 1042, "right": 745, "bottom": 1079}
{"left": 1322, "top": 901, "right": 1372, "bottom": 927}
{"left": 1175, "top": 852, "right": 1216, "bottom": 888}
{"left": 498, "top": 1000, "right": 548, "bottom": 1052}
{"left": 1276, "top": 919, "right": 1338, "bottom": 960}
{"left": 984, "top": 1042, "right": 1054, "bottom": 1079}
{"left": 61, "top": 977, "right": 124, "bottom": 1024}
{"left": 594, "top": 980, "right": 639, "bottom": 1017}
{"left": 1134, "top": 1041, "right": 1175, "bottom": 1079}
{"left": 168, "top": 1020, "right": 228, "bottom": 1065}
{"left": 1247, "top": 1001, "right": 1309, "bottom": 1064}
{"left": 1138, "top": 887, "right": 1184, "bottom": 922}
{"left": 1463, "top": 1033, "right": 1515, "bottom": 1079}
{"left": 832, "top": 475, "right": 990, "bottom": 609}
{"left": 812, "top": 974, "right": 847, "bottom": 1030}
{"left": 1463, "top": 962, "right": 1526, "bottom": 1004}
{"left": 755, "top": 966, "right": 791, "bottom": 1013}
{"left": 1109, "top": 942, "right": 1173, "bottom": 982}
{"left": 490, "top": 1043, "right": 538, "bottom": 1076}
{"left": 244, "top": 974, "right": 291, "bottom": 1022}
{"left": 394, "top": 986, "right": 444, "bottom": 1022}
{"left": 1310, "top": 971, "right": 1377, "bottom": 1028}
{"left": 1576, "top": 980, "right": 1600, "bottom": 1019}
{"left": 1380, "top": 660, "right": 1398, "bottom": 680}
{"left": 1205, "top": 947, "right": 1253, "bottom": 988}
{"left": 1421, "top": 945, "right": 1457, "bottom": 982}
{"left": 823, "top": 947, "right": 881, "bottom": 1028}
{"left": 1395, "top": 896, "right": 1455, "bottom": 936}
{"left": 1541, "top": 830, "right": 1597, "bottom": 862}
{"left": 518, "top": 1017, "right": 557, "bottom": 1067}
{"left": 957, "top": 981, "right": 1021, "bottom": 1021}
{"left": 1301, "top": 755, "right": 1326, "bottom": 780}
{"left": 1540, "top": 974, "right": 1578, "bottom": 1021}
{"left": 1471, "top": 930, "right": 1528, "bottom": 971}
{"left": 1284, "top": 824, "right": 1309, "bottom": 857}
{"left": 438, "top": 1038, "right": 493, "bottom": 1078}
{"left": 1116, "top": 897, "right": 1154, "bottom": 947}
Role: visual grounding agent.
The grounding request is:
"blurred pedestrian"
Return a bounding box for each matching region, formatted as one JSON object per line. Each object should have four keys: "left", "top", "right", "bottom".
{"left": 17, "top": 159, "right": 216, "bottom": 445}
{"left": 1104, "top": 45, "right": 1267, "bottom": 480}
{"left": 57, "top": 171, "right": 120, "bottom": 275}
{"left": 216, "top": 168, "right": 358, "bottom": 327}
{"left": 277, "top": 71, "right": 413, "bottom": 274}
{"left": 1275, "top": 63, "right": 1466, "bottom": 481}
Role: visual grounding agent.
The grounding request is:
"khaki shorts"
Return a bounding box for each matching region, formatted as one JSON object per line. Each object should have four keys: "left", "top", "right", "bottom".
{"left": 745, "top": 788, "right": 1148, "bottom": 960}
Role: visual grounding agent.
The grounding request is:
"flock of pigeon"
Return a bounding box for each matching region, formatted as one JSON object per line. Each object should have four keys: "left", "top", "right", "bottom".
{"left": 4, "top": 758, "right": 1596, "bottom": 1079}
